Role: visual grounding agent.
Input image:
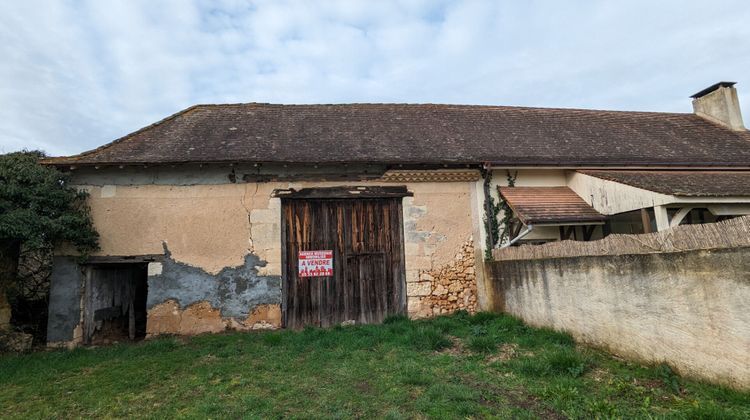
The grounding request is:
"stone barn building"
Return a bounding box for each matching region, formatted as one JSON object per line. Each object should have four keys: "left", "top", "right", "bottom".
{"left": 43, "top": 82, "right": 750, "bottom": 346}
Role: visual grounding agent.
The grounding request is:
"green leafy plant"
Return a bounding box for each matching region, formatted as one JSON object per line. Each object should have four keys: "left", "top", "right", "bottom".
{"left": 496, "top": 170, "right": 517, "bottom": 247}
{"left": 467, "top": 335, "right": 496, "bottom": 353}
{"left": 0, "top": 151, "right": 99, "bottom": 330}
{"left": 483, "top": 195, "right": 501, "bottom": 260}
{"left": 483, "top": 170, "right": 517, "bottom": 260}
{"left": 656, "top": 363, "right": 681, "bottom": 394}
{"left": 408, "top": 326, "right": 452, "bottom": 351}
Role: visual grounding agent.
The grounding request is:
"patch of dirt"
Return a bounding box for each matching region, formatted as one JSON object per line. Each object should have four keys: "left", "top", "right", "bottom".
{"left": 198, "top": 354, "right": 218, "bottom": 364}
{"left": 633, "top": 377, "right": 665, "bottom": 390}
{"left": 436, "top": 336, "right": 466, "bottom": 356}
{"left": 504, "top": 391, "right": 564, "bottom": 420}
{"left": 589, "top": 368, "right": 613, "bottom": 383}
{"left": 174, "top": 336, "right": 191, "bottom": 345}
{"left": 485, "top": 343, "right": 519, "bottom": 363}
{"left": 459, "top": 374, "right": 565, "bottom": 420}
{"left": 355, "top": 381, "right": 372, "bottom": 394}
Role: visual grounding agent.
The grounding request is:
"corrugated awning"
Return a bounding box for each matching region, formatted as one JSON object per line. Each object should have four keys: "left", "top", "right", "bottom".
{"left": 498, "top": 186, "right": 606, "bottom": 225}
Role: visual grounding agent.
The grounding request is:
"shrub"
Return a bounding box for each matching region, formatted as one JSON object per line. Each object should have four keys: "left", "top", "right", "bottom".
{"left": 516, "top": 349, "right": 587, "bottom": 377}
{"left": 517, "top": 327, "right": 575, "bottom": 348}
{"left": 408, "top": 326, "right": 452, "bottom": 352}
{"left": 431, "top": 315, "right": 464, "bottom": 333}
{"left": 655, "top": 363, "right": 681, "bottom": 394}
{"left": 467, "top": 335, "right": 496, "bottom": 353}
{"left": 383, "top": 314, "right": 410, "bottom": 324}
{"left": 468, "top": 311, "right": 499, "bottom": 325}
{"left": 262, "top": 333, "right": 283, "bottom": 346}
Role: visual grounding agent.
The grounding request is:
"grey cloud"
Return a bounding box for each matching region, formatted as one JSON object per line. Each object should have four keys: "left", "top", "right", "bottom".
{"left": 1, "top": 0, "right": 748, "bottom": 156}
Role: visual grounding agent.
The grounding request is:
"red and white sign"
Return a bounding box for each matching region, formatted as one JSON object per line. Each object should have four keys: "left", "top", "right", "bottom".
{"left": 298, "top": 250, "right": 333, "bottom": 277}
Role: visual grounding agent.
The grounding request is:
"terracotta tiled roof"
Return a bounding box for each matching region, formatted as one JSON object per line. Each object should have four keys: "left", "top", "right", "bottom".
{"left": 44, "top": 103, "right": 750, "bottom": 167}
{"left": 578, "top": 170, "right": 750, "bottom": 197}
{"left": 498, "top": 186, "right": 606, "bottom": 225}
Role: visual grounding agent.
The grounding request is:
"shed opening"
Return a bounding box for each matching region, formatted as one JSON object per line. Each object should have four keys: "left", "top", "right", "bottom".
{"left": 82, "top": 263, "right": 148, "bottom": 344}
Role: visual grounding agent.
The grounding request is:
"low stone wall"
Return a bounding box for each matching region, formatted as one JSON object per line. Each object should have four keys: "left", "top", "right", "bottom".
{"left": 489, "top": 227, "right": 750, "bottom": 389}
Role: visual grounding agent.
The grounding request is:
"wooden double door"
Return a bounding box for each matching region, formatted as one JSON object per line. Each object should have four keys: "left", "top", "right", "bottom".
{"left": 281, "top": 194, "right": 407, "bottom": 328}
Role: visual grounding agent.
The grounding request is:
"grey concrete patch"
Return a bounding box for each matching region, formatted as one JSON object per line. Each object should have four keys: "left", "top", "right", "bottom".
{"left": 147, "top": 244, "right": 281, "bottom": 318}
{"left": 47, "top": 257, "right": 82, "bottom": 342}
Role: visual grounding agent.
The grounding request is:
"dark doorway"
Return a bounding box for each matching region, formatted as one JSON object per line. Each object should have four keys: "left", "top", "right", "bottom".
{"left": 279, "top": 187, "right": 409, "bottom": 329}
{"left": 82, "top": 263, "right": 148, "bottom": 344}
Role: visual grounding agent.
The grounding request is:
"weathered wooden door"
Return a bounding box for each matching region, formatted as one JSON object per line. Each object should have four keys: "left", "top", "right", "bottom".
{"left": 280, "top": 189, "right": 408, "bottom": 329}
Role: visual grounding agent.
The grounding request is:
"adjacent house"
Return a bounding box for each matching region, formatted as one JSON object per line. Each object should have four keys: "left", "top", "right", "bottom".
{"left": 43, "top": 81, "right": 750, "bottom": 346}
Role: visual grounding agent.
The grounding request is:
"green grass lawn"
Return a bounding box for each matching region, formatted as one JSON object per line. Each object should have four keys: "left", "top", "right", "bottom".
{"left": 1, "top": 312, "right": 747, "bottom": 419}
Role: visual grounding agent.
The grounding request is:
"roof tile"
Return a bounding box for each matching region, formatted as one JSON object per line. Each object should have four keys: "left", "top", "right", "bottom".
{"left": 45, "top": 103, "right": 750, "bottom": 167}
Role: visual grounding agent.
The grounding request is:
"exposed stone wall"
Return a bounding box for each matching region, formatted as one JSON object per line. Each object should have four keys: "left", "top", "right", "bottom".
{"left": 489, "top": 247, "right": 750, "bottom": 390}
{"left": 146, "top": 300, "right": 280, "bottom": 336}
{"left": 414, "top": 240, "right": 478, "bottom": 317}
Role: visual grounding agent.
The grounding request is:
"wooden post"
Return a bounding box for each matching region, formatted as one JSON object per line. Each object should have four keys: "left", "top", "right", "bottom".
{"left": 640, "top": 209, "right": 653, "bottom": 233}
{"left": 83, "top": 267, "right": 93, "bottom": 345}
{"left": 654, "top": 205, "right": 670, "bottom": 232}
{"left": 128, "top": 301, "right": 135, "bottom": 340}
{"left": 669, "top": 207, "right": 693, "bottom": 228}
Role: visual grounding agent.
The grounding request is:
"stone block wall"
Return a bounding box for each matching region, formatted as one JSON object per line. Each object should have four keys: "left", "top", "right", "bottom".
{"left": 408, "top": 240, "right": 478, "bottom": 317}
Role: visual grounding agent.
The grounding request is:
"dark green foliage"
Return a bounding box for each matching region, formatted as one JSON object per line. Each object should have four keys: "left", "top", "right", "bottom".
{"left": 261, "top": 333, "right": 283, "bottom": 346}
{"left": 516, "top": 349, "right": 587, "bottom": 377}
{"left": 382, "top": 314, "right": 409, "bottom": 324}
{"left": 496, "top": 170, "right": 517, "bottom": 246}
{"left": 683, "top": 402, "right": 745, "bottom": 420}
{"left": 483, "top": 195, "right": 502, "bottom": 260}
{"left": 467, "top": 335, "right": 496, "bottom": 353}
{"left": 0, "top": 151, "right": 99, "bottom": 336}
{"left": 517, "top": 326, "right": 575, "bottom": 348}
{"left": 656, "top": 363, "right": 682, "bottom": 394}
{"left": 483, "top": 170, "right": 517, "bottom": 260}
{"left": 0, "top": 151, "right": 98, "bottom": 252}
{"left": 407, "top": 325, "right": 452, "bottom": 351}
{"left": 468, "top": 311, "right": 500, "bottom": 325}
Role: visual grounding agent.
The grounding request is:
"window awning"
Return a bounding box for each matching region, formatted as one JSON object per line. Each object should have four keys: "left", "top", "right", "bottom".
{"left": 498, "top": 186, "right": 606, "bottom": 226}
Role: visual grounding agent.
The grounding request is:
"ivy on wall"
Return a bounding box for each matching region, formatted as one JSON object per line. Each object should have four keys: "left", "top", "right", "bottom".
{"left": 484, "top": 194, "right": 501, "bottom": 260}
{"left": 484, "top": 170, "right": 517, "bottom": 260}
{"left": 497, "top": 170, "right": 517, "bottom": 246}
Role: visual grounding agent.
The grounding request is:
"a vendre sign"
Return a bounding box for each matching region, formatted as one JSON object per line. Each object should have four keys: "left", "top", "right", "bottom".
{"left": 298, "top": 250, "right": 333, "bottom": 277}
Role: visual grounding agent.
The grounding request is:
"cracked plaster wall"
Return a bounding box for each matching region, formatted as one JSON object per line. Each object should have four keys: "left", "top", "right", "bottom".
{"left": 61, "top": 174, "right": 482, "bottom": 335}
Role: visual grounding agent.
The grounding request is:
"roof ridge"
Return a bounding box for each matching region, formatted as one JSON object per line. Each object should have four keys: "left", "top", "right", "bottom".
{"left": 189, "top": 102, "right": 695, "bottom": 116}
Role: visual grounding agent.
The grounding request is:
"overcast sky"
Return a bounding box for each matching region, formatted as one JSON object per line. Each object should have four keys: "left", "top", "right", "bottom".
{"left": 1, "top": 1, "right": 749, "bottom": 156}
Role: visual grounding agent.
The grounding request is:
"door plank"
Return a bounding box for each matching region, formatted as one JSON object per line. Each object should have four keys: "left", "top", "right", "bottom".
{"left": 281, "top": 198, "right": 406, "bottom": 328}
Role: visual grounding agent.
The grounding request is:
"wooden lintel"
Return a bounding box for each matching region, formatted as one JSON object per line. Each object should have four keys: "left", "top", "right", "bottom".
{"left": 272, "top": 186, "right": 413, "bottom": 199}
{"left": 83, "top": 254, "right": 163, "bottom": 265}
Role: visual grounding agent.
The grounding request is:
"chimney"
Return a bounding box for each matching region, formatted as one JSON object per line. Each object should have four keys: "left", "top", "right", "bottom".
{"left": 690, "top": 81, "right": 745, "bottom": 131}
